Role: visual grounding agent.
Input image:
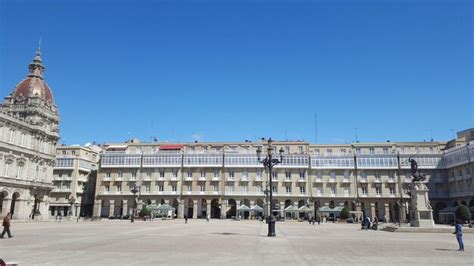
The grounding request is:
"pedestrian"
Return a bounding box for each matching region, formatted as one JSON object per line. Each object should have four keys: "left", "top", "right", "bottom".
{"left": 206, "top": 214, "right": 210, "bottom": 222}
{"left": 184, "top": 215, "right": 188, "bottom": 224}
{"left": 453, "top": 219, "right": 464, "bottom": 251}
{"left": 308, "top": 215, "right": 312, "bottom": 225}
{"left": 366, "top": 216, "right": 371, "bottom": 230}
{"left": 312, "top": 217, "right": 315, "bottom": 226}
{"left": 1, "top": 212, "right": 12, "bottom": 238}
{"left": 317, "top": 217, "right": 320, "bottom": 225}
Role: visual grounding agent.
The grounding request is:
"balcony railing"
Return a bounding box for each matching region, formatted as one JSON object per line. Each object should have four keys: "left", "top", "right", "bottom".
{"left": 183, "top": 154, "right": 222, "bottom": 167}
{"left": 311, "top": 156, "right": 354, "bottom": 169}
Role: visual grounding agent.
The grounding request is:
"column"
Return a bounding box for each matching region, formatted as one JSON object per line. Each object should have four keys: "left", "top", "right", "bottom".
{"left": 193, "top": 200, "right": 198, "bottom": 219}
{"left": 384, "top": 203, "right": 390, "bottom": 223}
{"left": 123, "top": 201, "right": 128, "bottom": 216}
{"left": 221, "top": 200, "right": 227, "bottom": 219}
{"left": 178, "top": 199, "right": 184, "bottom": 219}
{"left": 93, "top": 200, "right": 101, "bottom": 219}
{"left": 370, "top": 202, "right": 376, "bottom": 219}
{"left": 109, "top": 202, "right": 115, "bottom": 217}
{"left": 356, "top": 202, "right": 362, "bottom": 222}
{"left": 1, "top": 198, "right": 11, "bottom": 217}
{"left": 206, "top": 202, "right": 211, "bottom": 218}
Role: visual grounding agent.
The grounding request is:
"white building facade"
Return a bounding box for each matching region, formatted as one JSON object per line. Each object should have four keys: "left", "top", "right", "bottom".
{"left": 0, "top": 48, "right": 60, "bottom": 220}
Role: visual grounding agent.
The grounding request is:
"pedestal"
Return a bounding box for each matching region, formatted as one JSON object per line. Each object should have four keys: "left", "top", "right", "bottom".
{"left": 409, "top": 181, "right": 434, "bottom": 228}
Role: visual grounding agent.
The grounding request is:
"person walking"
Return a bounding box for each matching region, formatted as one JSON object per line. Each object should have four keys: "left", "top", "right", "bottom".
{"left": 184, "top": 215, "right": 188, "bottom": 224}
{"left": 1, "top": 213, "right": 12, "bottom": 238}
{"left": 206, "top": 214, "right": 210, "bottom": 223}
{"left": 453, "top": 220, "right": 464, "bottom": 251}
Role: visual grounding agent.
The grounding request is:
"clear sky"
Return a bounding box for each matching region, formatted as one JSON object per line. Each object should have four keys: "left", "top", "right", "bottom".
{"left": 0, "top": 0, "right": 472, "bottom": 145}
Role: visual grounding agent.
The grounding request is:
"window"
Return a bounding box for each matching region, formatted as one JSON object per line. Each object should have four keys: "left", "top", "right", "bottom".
{"left": 341, "top": 149, "right": 346, "bottom": 155}
{"left": 256, "top": 186, "right": 262, "bottom": 193}
{"left": 272, "top": 172, "right": 277, "bottom": 180}
{"left": 187, "top": 185, "right": 192, "bottom": 192}
{"left": 146, "top": 171, "right": 151, "bottom": 177}
{"left": 300, "top": 186, "right": 305, "bottom": 194}
{"left": 429, "top": 147, "right": 434, "bottom": 153}
{"left": 131, "top": 171, "right": 137, "bottom": 179}
{"left": 327, "top": 149, "right": 332, "bottom": 156}
{"left": 356, "top": 148, "right": 361, "bottom": 155}
{"left": 229, "top": 171, "right": 235, "bottom": 178}
{"left": 4, "top": 163, "right": 11, "bottom": 177}
{"left": 104, "top": 185, "right": 109, "bottom": 192}
{"left": 400, "top": 147, "right": 405, "bottom": 153}
{"left": 145, "top": 185, "right": 150, "bottom": 193}
{"left": 362, "top": 187, "right": 368, "bottom": 195}
{"left": 285, "top": 146, "right": 290, "bottom": 154}
{"left": 389, "top": 187, "right": 395, "bottom": 195}
{"left": 72, "top": 151, "right": 76, "bottom": 156}
{"left": 173, "top": 170, "right": 178, "bottom": 178}
{"left": 117, "top": 185, "right": 122, "bottom": 192}
{"left": 415, "top": 146, "right": 419, "bottom": 152}
{"left": 8, "top": 129, "right": 15, "bottom": 143}
{"left": 369, "top": 148, "right": 375, "bottom": 155}
{"left": 316, "top": 187, "right": 323, "bottom": 195}
{"left": 214, "top": 170, "right": 219, "bottom": 177}
{"left": 200, "top": 185, "right": 205, "bottom": 192}
{"left": 201, "top": 171, "right": 206, "bottom": 178}
{"left": 344, "top": 187, "right": 350, "bottom": 196}
{"left": 285, "top": 172, "right": 291, "bottom": 179}
{"left": 299, "top": 172, "right": 305, "bottom": 180}
{"left": 106, "top": 172, "right": 111, "bottom": 178}
{"left": 159, "top": 185, "right": 164, "bottom": 192}
{"left": 314, "top": 149, "right": 320, "bottom": 156}
{"left": 160, "top": 171, "right": 165, "bottom": 178}
{"left": 286, "top": 186, "right": 291, "bottom": 193}
{"left": 343, "top": 171, "right": 349, "bottom": 180}
{"left": 59, "top": 173, "right": 63, "bottom": 178}
{"left": 62, "top": 151, "right": 67, "bottom": 155}
{"left": 213, "top": 185, "right": 218, "bottom": 192}
{"left": 227, "top": 186, "right": 234, "bottom": 193}
{"left": 172, "top": 185, "right": 177, "bottom": 192}
{"left": 242, "top": 170, "right": 248, "bottom": 178}
{"left": 272, "top": 186, "right": 277, "bottom": 193}
{"left": 298, "top": 146, "right": 303, "bottom": 153}
{"left": 383, "top": 147, "right": 389, "bottom": 154}
{"left": 376, "top": 187, "right": 382, "bottom": 195}
{"left": 188, "top": 171, "right": 192, "bottom": 178}
{"left": 256, "top": 170, "right": 262, "bottom": 178}
{"left": 330, "top": 187, "right": 336, "bottom": 195}
{"left": 242, "top": 185, "right": 248, "bottom": 193}
{"left": 118, "top": 171, "right": 123, "bottom": 178}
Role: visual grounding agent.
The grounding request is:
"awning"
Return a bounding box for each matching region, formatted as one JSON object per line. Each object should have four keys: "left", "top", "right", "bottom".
{"left": 317, "top": 206, "right": 344, "bottom": 213}
{"left": 298, "top": 206, "right": 312, "bottom": 212}
{"left": 237, "top": 204, "right": 250, "bottom": 211}
{"left": 160, "top": 144, "right": 183, "bottom": 150}
{"left": 439, "top": 206, "right": 458, "bottom": 214}
{"left": 284, "top": 205, "right": 299, "bottom": 212}
{"left": 251, "top": 205, "right": 264, "bottom": 212}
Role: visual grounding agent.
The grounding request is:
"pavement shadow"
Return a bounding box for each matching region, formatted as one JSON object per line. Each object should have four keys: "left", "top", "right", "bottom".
{"left": 435, "top": 248, "right": 458, "bottom": 252}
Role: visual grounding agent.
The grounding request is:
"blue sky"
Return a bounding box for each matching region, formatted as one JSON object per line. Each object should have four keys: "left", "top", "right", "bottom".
{"left": 0, "top": 0, "right": 472, "bottom": 145}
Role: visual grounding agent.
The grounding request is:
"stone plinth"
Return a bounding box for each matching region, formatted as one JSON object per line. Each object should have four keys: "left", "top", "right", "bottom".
{"left": 409, "top": 181, "right": 434, "bottom": 228}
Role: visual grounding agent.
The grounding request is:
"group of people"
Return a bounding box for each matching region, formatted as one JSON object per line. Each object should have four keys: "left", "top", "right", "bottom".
{"left": 307, "top": 215, "right": 321, "bottom": 225}
{"left": 362, "top": 216, "right": 378, "bottom": 230}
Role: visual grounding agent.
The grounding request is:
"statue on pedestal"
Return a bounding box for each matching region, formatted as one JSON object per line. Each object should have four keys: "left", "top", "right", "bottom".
{"left": 408, "top": 158, "right": 434, "bottom": 227}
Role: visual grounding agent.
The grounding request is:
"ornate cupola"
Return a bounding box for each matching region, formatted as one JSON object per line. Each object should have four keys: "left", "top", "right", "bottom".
{"left": 1, "top": 45, "right": 60, "bottom": 136}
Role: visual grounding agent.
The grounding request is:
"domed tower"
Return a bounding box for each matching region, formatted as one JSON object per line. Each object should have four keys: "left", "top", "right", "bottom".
{"left": 0, "top": 46, "right": 60, "bottom": 220}
{"left": 2, "top": 47, "right": 60, "bottom": 132}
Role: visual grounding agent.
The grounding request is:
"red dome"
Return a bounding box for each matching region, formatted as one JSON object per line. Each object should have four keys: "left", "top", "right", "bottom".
{"left": 13, "top": 76, "right": 54, "bottom": 103}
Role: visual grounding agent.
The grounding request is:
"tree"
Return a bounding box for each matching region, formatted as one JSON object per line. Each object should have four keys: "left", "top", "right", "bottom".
{"left": 139, "top": 206, "right": 151, "bottom": 217}
{"left": 456, "top": 205, "right": 471, "bottom": 222}
{"left": 340, "top": 207, "right": 350, "bottom": 220}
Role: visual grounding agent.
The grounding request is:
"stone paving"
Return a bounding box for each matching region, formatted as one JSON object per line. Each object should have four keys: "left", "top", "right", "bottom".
{"left": 0, "top": 219, "right": 472, "bottom": 265}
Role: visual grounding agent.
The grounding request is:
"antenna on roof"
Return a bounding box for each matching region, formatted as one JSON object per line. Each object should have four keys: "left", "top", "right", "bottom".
{"left": 314, "top": 112, "right": 318, "bottom": 144}
{"left": 354, "top": 128, "right": 358, "bottom": 143}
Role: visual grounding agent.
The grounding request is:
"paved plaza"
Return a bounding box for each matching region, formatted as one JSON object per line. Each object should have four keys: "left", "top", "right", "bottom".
{"left": 0, "top": 220, "right": 472, "bottom": 265}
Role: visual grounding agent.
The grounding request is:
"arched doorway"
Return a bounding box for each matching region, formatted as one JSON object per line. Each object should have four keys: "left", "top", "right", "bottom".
{"left": 201, "top": 199, "right": 207, "bottom": 218}
{"left": 226, "top": 198, "right": 236, "bottom": 218}
{"left": 159, "top": 198, "right": 165, "bottom": 205}
{"left": 10, "top": 192, "right": 20, "bottom": 217}
{"left": 114, "top": 200, "right": 123, "bottom": 217}
{"left": 146, "top": 199, "right": 152, "bottom": 205}
{"left": 101, "top": 200, "right": 110, "bottom": 218}
{"left": 0, "top": 191, "right": 7, "bottom": 215}
{"left": 172, "top": 199, "right": 179, "bottom": 218}
{"left": 211, "top": 199, "right": 221, "bottom": 219}
{"left": 187, "top": 199, "right": 194, "bottom": 219}
{"left": 461, "top": 200, "right": 467, "bottom": 206}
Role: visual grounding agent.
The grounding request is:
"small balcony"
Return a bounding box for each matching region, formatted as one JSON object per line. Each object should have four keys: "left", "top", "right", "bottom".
{"left": 341, "top": 179, "right": 351, "bottom": 183}
{"left": 199, "top": 176, "right": 207, "bottom": 181}
{"left": 143, "top": 177, "right": 152, "bottom": 181}
{"left": 284, "top": 178, "right": 292, "bottom": 183}
{"left": 171, "top": 176, "right": 178, "bottom": 181}
{"left": 103, "top": 177, "right": 111, "bottom": 181}
{"left": 404, "top": 178, "right": 413, "bottom": 183}
{"left": 115, "top": 177, "right": 123, "bottom": 181}
{"left": 212, "top": 176, "right": 221, "bottom": 181}
{"left": 313, "top": 178, "right": 324, "bottom": 183}
{"left": 255, "top": 176, "right": 263, "bottom": 182}
{"left": 358, "top": 178, "right": 368, "bottom": 183}
{"left": 157, "top": 176, "right": 165, "bottom": 181}
{"left": 373, "top": 178, "right": 382, "bottom": 184}
{"left": 185, "top": 177, "right": 193, "bottom": 181}
{"left": 328, "top": 179, "right": 337, "bottom": 184}
{"left": 227, "top": 177, "right": 235, "bottom": 182}
{"left": 241, "top": 176, "right": 249, "bottom": 182}
{"left": 387, "top": 178, "right": 396, "bottom": 184}
{"left": 298, "top": 178, "right": 306, "bottom": 183}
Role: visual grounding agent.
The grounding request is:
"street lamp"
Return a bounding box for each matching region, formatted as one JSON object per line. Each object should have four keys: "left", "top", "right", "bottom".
{"left": 257, "top": 138, "right": 284, "bottom": 237}
{"left": 131, "top": 185, "right": 138, "bottom": 223}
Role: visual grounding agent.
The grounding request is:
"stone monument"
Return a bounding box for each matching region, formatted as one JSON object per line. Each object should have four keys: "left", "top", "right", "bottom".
{"left": 408, "top": 158, "right": 434, "bottom": 227}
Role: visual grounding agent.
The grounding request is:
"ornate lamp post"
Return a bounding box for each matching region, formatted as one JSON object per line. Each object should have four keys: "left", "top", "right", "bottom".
{"left": 130, "top": 185, "right": 138, "bottom": 223}
{"left": 257, "top": 138, "right": 284, "bottom": 237}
